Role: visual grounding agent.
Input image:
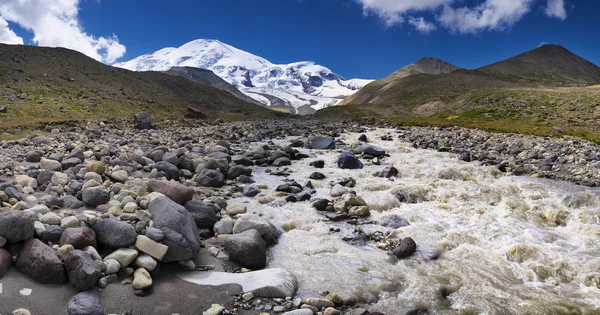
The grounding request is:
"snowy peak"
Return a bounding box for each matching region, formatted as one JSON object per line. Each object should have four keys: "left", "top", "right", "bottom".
{"left": 114, "top": 39, "right": 372, "bottom": 114}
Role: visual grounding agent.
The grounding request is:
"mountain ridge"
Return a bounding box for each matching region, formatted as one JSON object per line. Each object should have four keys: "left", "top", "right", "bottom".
{"left": 114, "top": 39, "right": 373, "bottom": 114}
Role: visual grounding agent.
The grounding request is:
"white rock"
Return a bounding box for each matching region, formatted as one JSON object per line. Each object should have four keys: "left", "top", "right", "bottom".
{"left": 14, "top": 175, "right": 34, "bottom": 187}
{"left": 39, "top": 212, "right": 62, "bottom": 225}
{"left": 132, "top": 268, "right": 152, "bottom": 290}
{"left": 123, "top": 202, "right": 138, "bottom": 213}
{"left": 104, "top": 248, "right": 138, "bottom": 267}
{"left": 104, "top": 259, "right": 121, "bottom": 274}
{"left": 203, "top": 304, "right": 225, "bottom": 315}
{"left": 26, "top": 205, "right": 50, "bottom": 215}
{"left": 226, "top": 204, "right": 247, "bottom": 216}
{"left": 60, "top": 216, "right": 79, "bottom": 229}
{"left": 27, "top": 179, "right": 38, "bottom": 189}
{"left": 40, "top": 158, "right": 62, "bottom": 171}
{"left": 232, "top": 213, "right": 270, "bottom": 235}
{"left": 135, "top": 235, "right": 168, "bottom": 261}
{"left": 33, "top": 221, "right": 46, "bottom": 237}
{"left": 111, "top": 170, "right": 129, "bottom": 183}
{"left": 214, "top": 217, "right": 234, "bottom": 235}
{"left": 19, "top": 288, "right": 32, "bottom": 296}
{"left": 133, "top": 254, "right": 158, "bottom": 272}
{"left": 51, "top": 172, "right": 69, "bottom": 186}
{"left": 329, "top": 184, "right": 348, "bottom": 197}
{"left": 177, "top": 268, "right": 298, "bottom": 298}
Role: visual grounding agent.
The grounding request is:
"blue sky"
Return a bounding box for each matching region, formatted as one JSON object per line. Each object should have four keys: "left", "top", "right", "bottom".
{"left": 0, "top": 0, "right": 597, "bottom": 79}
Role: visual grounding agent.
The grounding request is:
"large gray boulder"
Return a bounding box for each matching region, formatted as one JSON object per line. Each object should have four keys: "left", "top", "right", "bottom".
{"left": 82, "top": 186, "right": 110, "bottom": 207}
{"left": 64, "top": 250, "right": 102, "bottom": 291}
{"left": 0, "top": 248, "right": 11, "bottom": 277}
{"left": 224, "top": 229, "right": 266, "bottom": 270}
{"left": 148, "top": 196, "right": 201, "bottom": 262}
{"left": 94, "top": 219, "right": 137, "bottom": 248}
{"left": 183, "top": 200, "right": 221, "bottom": 229}
{"left": 310, "top": 137, "right": 335, "bottom": 150}
{"left": 16, "top": 239, "right": 67, "bottom": 284}
{"left": 338, "top": 151, "right": 363, "bottom": 169}
{"left": 134, "top": 112, "right": 155, "bottom": 130}
{"left": 0, "top": 211, "right": 34, "bottom": 243}
{"left": 68, "top": 291, "right": 104, "bottom": 315}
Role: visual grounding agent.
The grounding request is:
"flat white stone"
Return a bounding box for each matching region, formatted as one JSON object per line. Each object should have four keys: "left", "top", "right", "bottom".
{"left": 0, "top": 283, "right": 3, "bottom": 294}
{"left": 177, "top": 268, "right": 297, "bottom": 298}
{"left": 19, "top": 288, "right": 32, "bottom": 296}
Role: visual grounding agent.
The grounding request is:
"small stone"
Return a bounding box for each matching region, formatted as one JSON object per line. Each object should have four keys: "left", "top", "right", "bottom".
{"left": 226, "top": 203, "right": 247, "bottom": 216}
{"left": 86, "top": 161, "right": 106, "bottom": 174}
{"left": 243, "top": 292, "right": 255, "bottom": 301}
{"left": 51, "top": 172, "right": 69, "bottom": 186}
{"left": 19, "top": 288, "right": 32, "bottom": 296}
{"left": 203, "top": 304, "right": 225, "bottom": 315}
{"left": 326, "top": 293, "right": 343, "bottom": 305}
{"left": 392, "top": 237, "right": 417, "bottom": 259}
{"left": 12, "top": 309, "right": 31, "bottom": 315}
{"left": 57, "top": 244, "right": 75, "bottom": 259}
{"left": 302, "top": 298, "right": 334, "bottom": 309}
{"left": 104, "top": 259, "right": 121, "bottom": 274}
{"left": 133, "top": 254, "right": 158, "bottom": 272}
{"left": 135, "top": 235, "right": 169, "bottom": 261}
{"left": 110, "top": 170, "right": 129, "bottom": 183}
{"left": 132, "top": 268, "right": 152, "bottom": 290}
{"left": 104, "top": 248, "right": 138, "bottom": 267}
{"left": 40, "top": 158, "right": 62, "bottom": 171}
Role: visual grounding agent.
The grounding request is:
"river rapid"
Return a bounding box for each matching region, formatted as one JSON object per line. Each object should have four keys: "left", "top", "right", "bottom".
{"left": 228, "top": 128, "right": 600, "bottom": 315}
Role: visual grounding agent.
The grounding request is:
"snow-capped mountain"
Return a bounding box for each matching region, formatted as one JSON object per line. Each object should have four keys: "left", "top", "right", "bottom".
{"left": 114, "top": 39, "right": 373, "bottom": 114}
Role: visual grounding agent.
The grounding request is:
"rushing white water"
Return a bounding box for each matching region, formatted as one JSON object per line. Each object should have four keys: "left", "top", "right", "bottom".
{"left": 229, "top": 128, "right": 600, "bottom": 314}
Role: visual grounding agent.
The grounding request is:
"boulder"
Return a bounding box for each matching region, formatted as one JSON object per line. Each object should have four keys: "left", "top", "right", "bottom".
{"left": 177, "top": 268, "right": 297, "bottom": 298}
{"left": 64, "top": 250, "right": 102, "bottom": 291}
{"left": 16, "top": 239, "right": 67, "bottom": 284}
{"left": 223, "top": 229, "right": 266, "bottom": 270}
{"left": 243, "top": 184, "right": 260, "bottom": 197}
{"left": 134, "top": 112, "right": 155, "bottom": 130}
{"left": 232, "top": 214, "right": 271, "bottom": 235}
{"left": 59, "top": 227, "right": 97, "bottom": 249}
{"left": 94, "top": 219, "right": 137, "bottom": 248}
{"left": 310, "top": 137, "right": 335, "bottom": 150}
{"left": 392, "top": 237, "right": 417, "bottom": 259}
{"left": 153, "top": 161, "right": 181, "bottom": 180}
{"left": 227, "top": 165, "right": 252, "bottom": 180}
{"left": 184, "top": 200, "right": 221, "bottom": 229}
{"left": 0, "top": 248, "right": 11, "bottom": 277}
{"left": 356, "top": 144, "right": 385, "bottom": 157}
{"left": 67, "top": 291, "right": 104, "bottom": 315}
{"left": 82, "top": 187, "right": 110, "bottom": 207}
{"left": 338, "top": 151, "right": 363, "bottom": 169}
{"left": 148, "top": 196, "right": 201, "bottom": 262}
{"left": 0, "top": 211, "right": 34, "bottom": 243}
{"left": 196, "top": 169, "right": 225, "bottom": 187}
{"left": 147, "top": 179, "right": 194, "bottom": 205}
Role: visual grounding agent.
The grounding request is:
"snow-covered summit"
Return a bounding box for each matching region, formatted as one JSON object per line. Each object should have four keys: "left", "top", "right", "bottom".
{"left": 114, "top": 39, "right": 372, "bottom": 114}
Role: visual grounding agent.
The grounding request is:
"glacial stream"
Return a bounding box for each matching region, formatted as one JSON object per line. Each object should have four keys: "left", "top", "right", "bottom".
{"left": 229, "top": 128, "right": 600, "bottom": 314}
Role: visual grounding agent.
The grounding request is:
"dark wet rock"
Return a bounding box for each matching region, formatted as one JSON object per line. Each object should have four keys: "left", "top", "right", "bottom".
{"left": 312, "top": 199, "right": 330, "bottom": 211}
{"left": 262, "top": 222, "right": 282, "bottom": 247}
{"left": 16, "top": 238, "right": 67, "bottom": 284}
{"left": 196, "top": 169, "right": 225, "bottom": 187}
{"left": 0, "top": 211, "right": 34, "bottom": 243}
{"left": 458, "top": 152, "right": 472, "bottom": 162}
{"left": 64, "top": 250, "right": 102, "bottom": 291}
{"left": 134, "top": 112, "right": 155, "bottom": 130}
{"left": 243, "top": 184, "right": 260, "bottom": 197}
{"left": 94, "top": 219, "right": 137, "bottom": 249}
{"left": 60, "top": 227, "right": 97, "bottom": 249}
{"left": 184, "top": 200, "right": 221, "bottom": 229}
{"left": 62, "top": 157, "right": 83, "bottom": 170}
{"left": 37, "top": 170, "right": 56, "bottom": 186}
{"left": 379, "top": 215, "right": 410, "bottom": 229}
{"left": 309, "top": 160, "right": 325, "bottom": 168}
{"left": 356, "top": 144, "right": 385, "bottom": 157}
{"left": 405, "top": 308, "right": 430, "bottom": 315}
{"left": 153, "top": 161, "right": 181, "bottom": 180}
{"left": 63, "top": 195, "right": 85, "bottom": 209}
{"left": 224, "top": 229, "right": 266, "bottom": 270}
{"left": 310, "top": 137, "right": 335, "bottom": 150}
{"left": 67, "top": 290, "right": 104, "bottom": 315}
{"left": 309, "top": 172, "right": 326, "bottom": 180}
{"left": 322, "top": 213, "right": 349, "bottom": 222}
{"left": 376, "top": 166, "right": 399, "bottom": 178}
{"left": 272, "top": 157, "right": 292, "bottom": 167}
{"left": 338, "top": 151, "right": 364, "bottom": 169}
{"left": 149, "top": 196, "right": 201, "bottom": 262}
{"left": 26, "top": 151, "right": 41, "bottom": 163}
{"left": 227, "top": 165, "right": 252, "bottom": 180}
{"left": 147, "top": 179, "right": 194, "bottom": 205}
{"left": 82, "top": 187, "right": 110, "bottom": 207}
{"left": 358, "top": 134, "right": 368, "bottom": 142}
{"left": 232, "top": 155, "right": 254, "bottom": 166}
{"left": 392, "top": 237, "right": 417, "bottom": 259}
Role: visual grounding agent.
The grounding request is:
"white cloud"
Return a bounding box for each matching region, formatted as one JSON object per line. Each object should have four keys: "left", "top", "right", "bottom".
{"left": 0, "top": 16, "right": 22, "bottom": 44}
{"left": 438, "top": 0, "right": 535, "bottom": 34}
{"left": 0, "top": 0, "right": 126, "bottom": 63}
{"left": 356, "top": 0, "right": 568, "bottom": 34}
{"left": 408, "top": 17, "right": 437, "bottom": 34}
{"left": 544, "top": 0, "right": 567, "bottom": 20}
{"left": 356, "top": 0, "right": 453, "bottom": 26}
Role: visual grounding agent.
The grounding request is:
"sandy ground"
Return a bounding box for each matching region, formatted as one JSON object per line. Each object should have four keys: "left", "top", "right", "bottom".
{"left": 0, "top": 249, "right": 259, "bottom": 315}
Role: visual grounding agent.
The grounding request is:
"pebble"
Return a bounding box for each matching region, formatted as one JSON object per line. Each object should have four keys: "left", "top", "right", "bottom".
{"left": 132, "top": 268, "right": 152, "bottom": 290}
{"left": 19, "top": 288, "right": 32, "bottom": 296}
{"left": 203, "top": 304, "right": 225, "bottom": 315}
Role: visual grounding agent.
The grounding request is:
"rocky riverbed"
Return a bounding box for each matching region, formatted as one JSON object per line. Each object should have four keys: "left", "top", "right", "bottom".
{"left": 0, "top": 117, "right": 599, "bottom": 314}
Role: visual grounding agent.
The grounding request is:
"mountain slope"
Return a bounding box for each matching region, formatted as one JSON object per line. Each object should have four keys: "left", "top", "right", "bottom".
{"left": 339, "top": 57, "right": 458, "bottom": 105}
{"left": 479, "top": 44, "right": 600, "bottom": 86}
{"left": 163, "top": 66, "right": 261, "bottom": 105}
{"left": 114, "top": 39, "right": 373, "bottom": 114}
{"left": 0, "top": 44, "right": 280, "bottom": 127}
